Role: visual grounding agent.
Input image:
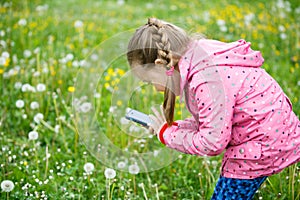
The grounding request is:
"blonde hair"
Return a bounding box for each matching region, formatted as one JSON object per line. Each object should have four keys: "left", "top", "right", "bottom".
{"left": 127, "top": 18, "right": 191, "bottom": 126}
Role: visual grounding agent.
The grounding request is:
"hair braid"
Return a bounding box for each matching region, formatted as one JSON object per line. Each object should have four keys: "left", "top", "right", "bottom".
{"left": 147, "top": 18, "right": 177, "bottom": 126}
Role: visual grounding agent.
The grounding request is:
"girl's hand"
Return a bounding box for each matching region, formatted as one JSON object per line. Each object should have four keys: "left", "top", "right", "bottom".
{"left": 148, "top": 105, "right": 166, "bottom": 135}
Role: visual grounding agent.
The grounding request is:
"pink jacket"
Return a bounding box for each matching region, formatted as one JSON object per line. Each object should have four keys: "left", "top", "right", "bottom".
{"left": 159, "top": 39, "right": 300, "bottom": 179}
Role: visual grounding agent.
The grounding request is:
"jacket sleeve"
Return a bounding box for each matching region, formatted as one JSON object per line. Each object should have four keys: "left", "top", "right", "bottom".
{"left": 159, "top": 72, "right": 234, "bottom": 156}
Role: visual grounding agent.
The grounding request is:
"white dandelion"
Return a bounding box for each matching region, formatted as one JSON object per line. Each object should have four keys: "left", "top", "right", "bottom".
{"left": 14, "top": 82, "right": 22, "bottom": 89}
{"left": 22, "top": 83, "right": 36, "bottom": 92}
{"left": 1, "top": 180, "right": 14, "bottom": 192}
{"left": 33, "top": 113, "right": 44, "bottom": 123}
{"left": 104, "top": 168, "right": 116, "bottom": 179}
{"left": 74, "top": 20, "right": 84, "bottom": 29}
{"left": 30, "top": 101, "right": 39, "bottom": 110}
{"left": 83, "top": 162, "right": 94, "bottom": 174}
{"left": 16, "top": 99, "right": 25, "bottom": 108}
{"left": 18, "top": 18, "right": 27, "bottom": 26}
{"left": 28, "top": 131, "right": 39, "bottom": 140}
{"left": 117, "top": 161, "right": 126, "bottom": 169}
{"left": 23, "top": 49, "right": 32, "bottom": 58}
{"left": 128, "top": 164, "right": 140, "bottom": 175}
{"left": 36, "top": 83, "right": 46, "bottom": 92}
{"left": 1, "top": 51, "right": 9, "bottom": 59}
{"left": 80, "top": 102, "right": 92, "bottom": 113}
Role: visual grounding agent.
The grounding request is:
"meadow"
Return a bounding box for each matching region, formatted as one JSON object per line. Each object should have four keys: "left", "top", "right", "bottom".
{"left": 0, "top": 0, "right": 300, "bottom": 199}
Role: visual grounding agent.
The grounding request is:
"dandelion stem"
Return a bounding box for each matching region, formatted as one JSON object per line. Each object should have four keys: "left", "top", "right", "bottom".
{"left": 155, "top": 184, "right": 159, "bottom": 200}
{"left": 140, "top": 183, "right": 148, "bottom": 200}
{"left": 133, "top": 175, "right": 136, "bottom": 196}
{"left": 106, "top": 178, "right": 110, "bottom": 200}
{"left": 44, "top": 145, "right": 49, "bottom": 180}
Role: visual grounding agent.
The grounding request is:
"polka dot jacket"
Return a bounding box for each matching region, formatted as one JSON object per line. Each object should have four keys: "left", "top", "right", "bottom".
{"left": 158, "top": 39, "right": 300, "bottom": 179}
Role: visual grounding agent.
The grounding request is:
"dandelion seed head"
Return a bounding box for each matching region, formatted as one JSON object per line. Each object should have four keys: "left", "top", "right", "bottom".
{"left": 117, "top": 161, "right": 126, "bottom": 169}
{"left": 16, "top": 99, "right": 25, "bottom": 108}
{"left": 80, "top": 102, "right": 92, "bottom": 113}
{"left": 128, "top": 164, "right": 140, "bottom": 175}
{"left": 1, "top": 180, "right": 14, "bottom": 192}
{"left": 104, "top": 168, "right": 116, "bottom": 179}
{"left": 74, "top": 20, "right": 84, "bottom": 28}
{"left": 36, "top": 83, "right": 46, "bottom": 92}
{"left": 18, "top": 18, "right": 27, "bottom": 26}
{"left": 23, "top": 49, "right": 32, "bottom": 58}
{"left": 30, "top": 101, "right": 39, "bottom": 110}
{"left": 33, "top": 113, "right": 44, "bottom": 123}
{"left": 83, "top": 162, "right": 94, "bottom": 174}
{"left": 28, "top": 131, "right": 39, "bottom": 140}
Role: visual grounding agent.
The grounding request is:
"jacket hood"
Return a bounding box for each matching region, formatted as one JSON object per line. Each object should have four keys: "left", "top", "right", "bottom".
{"left": 178, "top": 39, "right": 265, "bottom": 97}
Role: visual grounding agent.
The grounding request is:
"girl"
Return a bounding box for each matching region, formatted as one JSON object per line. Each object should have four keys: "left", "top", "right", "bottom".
{"left": 127, "top": 18, "right": 300, "bottom": 200}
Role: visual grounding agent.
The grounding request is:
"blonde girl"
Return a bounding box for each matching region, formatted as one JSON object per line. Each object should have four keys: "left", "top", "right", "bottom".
{"left": 127, "top": 18, "right": 300, "bottom": 200}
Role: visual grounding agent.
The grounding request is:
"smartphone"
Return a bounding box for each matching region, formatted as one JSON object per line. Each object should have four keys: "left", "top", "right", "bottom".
{"left": 125, "top": 108, "right": 152, "bottom": 128}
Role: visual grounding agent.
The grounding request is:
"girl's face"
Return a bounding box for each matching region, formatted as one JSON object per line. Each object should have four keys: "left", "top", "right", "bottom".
{"left": 133, "top": 64, "right": 181, "bottom": 96}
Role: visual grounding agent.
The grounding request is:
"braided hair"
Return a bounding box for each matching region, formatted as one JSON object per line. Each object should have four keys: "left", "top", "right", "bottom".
{"left": 127, "top": 18, "right": 191, "bottom": 126}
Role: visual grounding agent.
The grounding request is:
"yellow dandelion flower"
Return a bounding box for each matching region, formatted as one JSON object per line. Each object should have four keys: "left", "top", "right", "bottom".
{"left": 240, "top": 33, "right": 246, "bottom": 39}
{"left": 68, "top": 44, "right": 75, "bottom": 50}
{"left": 29, "top": 21, "right": 38, "bottom": 29}
{"left": 104, "top": 83, "right": 110, "bottom": 88}
{"left": 58, "top": 80, "right": 63, "bottom": 85}
{"left": 295, "top": 63, "right": 299, "bottom": 69}
{"left": 24, "top": 161, "right": 28, "bottom": 166}
{"left": 4, "top": 58, "right": 10, "bottom": 67}
{"left": 107, "top": 68, "right": 114, "bottom": 76}
{"left": 290, "top": 67, "right": 294, "bottom": 73}
{"left": 67, "top": 61, "right": 72, "bottom": 67}
{"left": 117, "top": 100, "right": 122, "bottom": 106}
{"left": 117, "top": 69, "right": 125, "bottom": 76}
{"left": 105, "top": 75, "right": 110, "bottom": 81}
{"left": 0, "top": 68, "right": 4, "bottom": 74}
{"left": 177, "top": 110, "right": 182, "bottom": 116}
{"left": 68, "top": 86, "right": 75, "bottom": 93}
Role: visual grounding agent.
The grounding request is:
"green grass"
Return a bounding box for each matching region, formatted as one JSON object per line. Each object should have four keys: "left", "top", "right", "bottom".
{"left": 0, "top": 0, "right": 299, "bottom": 199}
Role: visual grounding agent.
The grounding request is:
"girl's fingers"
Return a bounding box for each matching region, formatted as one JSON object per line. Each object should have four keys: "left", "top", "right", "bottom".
{"left": 148, "top": 114, "right": 160, "bottom": 129}
{"left": 160, "top": 105, "right": 166, "bottom": 122}
{"left": 148, "top": 127, "right": 155, "bottom": 135}
{"left": 151, "top": 106, "right": 164, "bottom": 124}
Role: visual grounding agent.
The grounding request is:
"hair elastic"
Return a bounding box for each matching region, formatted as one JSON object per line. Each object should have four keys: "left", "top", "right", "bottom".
{"left": 166, "top": 66, "right": 175, "bottom": 76}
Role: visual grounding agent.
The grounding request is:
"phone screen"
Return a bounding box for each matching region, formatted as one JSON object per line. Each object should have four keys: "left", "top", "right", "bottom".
{"left": 125, "top": 109, "right": 152, "bottom": 127}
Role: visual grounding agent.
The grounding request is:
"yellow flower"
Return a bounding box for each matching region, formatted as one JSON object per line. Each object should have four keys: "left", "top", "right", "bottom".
{"left": 4, "top": 58, "right": 10, "bottom": 67}
{"left": 0, "top": 68, "right": 3, "bottom": 74}
{"left": 105, "top": 75, "right": 110, "bottom": 81}
{"left": 117, "top": 69, "right": 125, "bottom": 76}
{"left": 117, "top": 100, "right": 122, "bottom": 106}
{"left": 58, "top": 80, "right": 63, "bottom": 85}
{"left": 24, "top": 161, "right": 28, "bottom": 166}
{"left": 68, "top": 86, "right": 75, "bottom": 93}
{"left": 104, "top": 83, "right": 110, "bottom": 88}
{"left": 107, "top": 68, "right": 114, "bottom": 76}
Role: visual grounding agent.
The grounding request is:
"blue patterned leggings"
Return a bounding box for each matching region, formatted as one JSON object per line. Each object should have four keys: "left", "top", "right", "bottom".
{"left": 211, "top": 176, "right": 267, "bottom": 200}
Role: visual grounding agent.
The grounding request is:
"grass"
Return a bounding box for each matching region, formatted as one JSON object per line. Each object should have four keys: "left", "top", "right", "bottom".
{"left": 0, "top": 0, "right": 299, "bottom": 199}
